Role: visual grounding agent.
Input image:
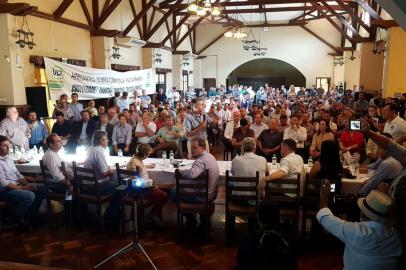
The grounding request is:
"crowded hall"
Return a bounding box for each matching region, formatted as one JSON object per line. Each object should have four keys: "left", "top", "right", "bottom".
{"left": 0, "top": 0, "right": 406, "bottom": 269}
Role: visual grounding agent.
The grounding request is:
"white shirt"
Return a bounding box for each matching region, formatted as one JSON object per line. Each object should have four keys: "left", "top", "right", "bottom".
{"left": 84, "top": 146, "right": 109, "bottom": 179}
{"left": 283, "top": 126, "right": 307, "bottom": 148}
{"left": 231, "top": 152, "right": 268, "bottom": 179}
{"left": 224, "top": 121, "right": 240, "bottom": 140}
{"left": 223, "top": 110, "right": 232, "bottom": 123}
{"left": 384, "top": 115, "right": 406, "bottom": 139}
{"left": 42, "top": 149, "right": 73, "bottom": 182}
{"left": 317, "top": 208, "right": 403, "bottom": 270}
{"left": 135, "top": 121, "right": 157, "bottom": 144}
{"left": 250, "top": 123, "right": 268, "bottom": 139}
{"left": 116, "top": 98, "right": 130, "bottom": 112}
{"left": 279, "top": 152, "right": 304, "bottom": 180}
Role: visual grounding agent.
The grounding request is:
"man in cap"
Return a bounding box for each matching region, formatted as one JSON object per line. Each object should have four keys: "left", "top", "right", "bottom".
{"left": 317, "top": 181, "right": 403, "bottom": 270}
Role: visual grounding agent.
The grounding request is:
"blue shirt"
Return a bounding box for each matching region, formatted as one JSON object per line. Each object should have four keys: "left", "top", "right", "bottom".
{"left": 27, "top": 120, "right": 48, "bottom": 145}
{"left": 358, "top": 157, "right": 402, "bottom": 196}
{"left": 317, "top": 208, "right": 403, "bottom": 270}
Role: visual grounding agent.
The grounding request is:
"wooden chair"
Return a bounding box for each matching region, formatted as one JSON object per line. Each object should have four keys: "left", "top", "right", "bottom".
{"left": 302, "top": 175, "right": 322, "bottom": 235}
{"left": 175, "top": 169, "right": 213, "bottom": 237}
{"left": 115, "top": 163, "right": 152, "bottom": 234}
{"left": 72, "top": 161, "right": 113, "bottom": 227}
{"left": 225, "top": 170, "right": 259, "bottom": 243}
{"left": 265, "top": 174, "right": 301, "bottom": 232}
{"left": 39, "top": 160, "right": 72, "bottom": 225}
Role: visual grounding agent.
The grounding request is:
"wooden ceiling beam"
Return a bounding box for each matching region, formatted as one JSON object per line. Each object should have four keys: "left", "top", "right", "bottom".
{"left": 79, "top": 0, "right": 93, "bottom": 30}
{"left": 0, "top": 3, "right": 30, "bottom": 13}
{"left": 53, "top": 0, "right": 73, "bottom": 19}
{"left": 30, "top": 10, "right": 91, "bottom": 30}
{"left": 164, "top": 19, "right": 173, "bottom": 48}
{"left": 161, "top": 0, "right": 355, "bottom": 9}
{"left": 123, "top": 0, "right": 157, "bottom": 36}
{"left": 321, "top": 1, "right": 360, "bottom": 37}
{"left": 147, "top": 8, "right": 156, "bottom": 33}
{"left": 354, "top": 0, "right": 381, "bottom": 20}
{"left": 175, "top": 14, "right": 208, "bottom": 49}
{"left": 145, "top": 0, "right": 183, "bottom": 40}
{"left": 12, "top": 5, "right": 37, "bottom": 16}
{"left": 335, "top": 0, "right": 371, "bottom": 33}
{"left": 92, "top": 0, "right": 99, "bottom": 29}
{"left": 300, "top": 25, "right": 339, "bottom": 53}
{"left": 161, "top": 14, "right": 190, "bottom": 46}
{"left": 128, "top": 0, "right": 142, "bottom": 39}
{"left": 97, "top": 0, "right": 122, "bottom": 27}
{"left": 101, "top": 0, "right": 111, "bottom": 16}
{"left": 91, "top": 29, "right": 121, "bottom": 37}
{"left": 371, "top": 19, "right": 399, "bottom": 29}
{"left": 176, "top": 5, "right": 347, "bottom": 15}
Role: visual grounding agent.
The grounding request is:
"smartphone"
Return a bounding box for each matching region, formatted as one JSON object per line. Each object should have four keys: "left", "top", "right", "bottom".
{"left": 350, "top": 120, "right": 361, "bottom": 131}
{"left": 330, "top": 184, "right": 336, "bottom": 192}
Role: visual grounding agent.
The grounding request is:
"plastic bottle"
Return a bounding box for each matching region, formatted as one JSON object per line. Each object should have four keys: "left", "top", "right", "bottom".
{"left": 308, "top": 157, "right": 313, "bottom": 167}
{"left": 169, "top": 150, "right": 174, "bottom": 164}
{"left": 354, "top": 160, "right": 359, "bottom": 176}
{"left": 118, "top": 149, "right": 123, "bottom": 157}
{"left": 162, "top": 151, "right": 167, "bottom": 166}
{"left": 38, "top": 146, "right": 44, "bottom": 156}
{"left": 272, "top": 154, "right": 277, "bottom": 166}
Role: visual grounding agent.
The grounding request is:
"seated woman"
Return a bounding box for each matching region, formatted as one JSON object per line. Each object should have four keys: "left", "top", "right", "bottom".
{"left": 309, "top": 140, "right": 343, "bottom": 194}
{"left": 127, "top": 144, "right": 169, "bottom": 226}
{"left": 309, "top": 119, "right": 335, "bottom": 159}
{"left": 339, "top": 119, "right": 365, "bottom": 163}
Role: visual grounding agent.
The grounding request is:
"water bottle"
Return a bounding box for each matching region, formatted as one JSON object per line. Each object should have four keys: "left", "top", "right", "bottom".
{"left": 65, "top": 189, "right": 72, "bottom": 201}
{"left": 21, "top": 146, "right": 26, "bottom": 158}
{"left": 38, "top": 146, "right": 44, "bottom": 156}
{"left": 169, "top": 150, "right": 174, "bottom": 164}
{"left": 350, "top": 155, "right": 355, "bottom": 173}
{"left": 272, "top": 154, "right": 277, "bottom": 166}
{"left": 354, "top": 160, "right": 359, "bottom": 176}
{"left": 118, "top": 149, "right": 123, "bottom": 157}
{"left": 162, "top": 151, "right": 167, "bottom": 166}
{"left": 307, "top": 157, "right": 313, "bottom": 167}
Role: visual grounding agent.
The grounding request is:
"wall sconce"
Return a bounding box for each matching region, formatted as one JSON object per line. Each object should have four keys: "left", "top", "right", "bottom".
{"left": 15, "top": 16, "right": 36, "bottom": 49}
{"left": 154, "top": 48, "right": 163, "bottom": 63}
{"left": 182, "top": 57, "right": 190, "bottom": 67}
{"left": 111, "top": 46, "right": 121, "bottom": 59}
{"left": 333, "top": 57, "right": 344, "bottom": 66}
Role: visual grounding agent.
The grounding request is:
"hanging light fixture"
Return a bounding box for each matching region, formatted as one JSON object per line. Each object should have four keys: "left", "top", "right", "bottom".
{"left": 187, "top": 0, "right": 221, "bottom": 16}
{"left": 154, "top": 48, "right": 163, "bottom": 63}
{"left": 15, "top": 16, "right": 36, "bottom": 49}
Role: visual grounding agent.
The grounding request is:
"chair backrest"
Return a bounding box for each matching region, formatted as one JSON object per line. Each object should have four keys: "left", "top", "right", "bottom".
{"left": 265, "top": 174, "right": 301, "bottom": 205}
{"left": 175, "top": 169, "right": 209, "bottom": 207}
{"left": 225, "top": 170, "right": 259, "bottom": 208}
{"left": 72, "top": 161, "right": 99, "bottom": 192}
{"left": 303, "top": 175, "right": 322, "bottom": 211}
{"left": 39, "top": 160, "right": 67, "bottom": 191}
{"left": 115, "top": 163, "right": 139, "bottom": 183}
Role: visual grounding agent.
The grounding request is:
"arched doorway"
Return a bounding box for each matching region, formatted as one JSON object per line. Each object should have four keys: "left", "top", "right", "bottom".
{"left": 227, "top": 58, "right": 306, "bottom": 89}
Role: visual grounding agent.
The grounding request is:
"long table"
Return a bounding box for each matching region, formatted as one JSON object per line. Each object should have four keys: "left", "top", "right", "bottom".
{"left": 16, "top": 155, "right": 370, "bottom": 195}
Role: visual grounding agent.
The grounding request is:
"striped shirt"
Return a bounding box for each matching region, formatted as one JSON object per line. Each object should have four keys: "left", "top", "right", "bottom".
{"left": 112, "top": 124, "right": 132, "bottom": 145}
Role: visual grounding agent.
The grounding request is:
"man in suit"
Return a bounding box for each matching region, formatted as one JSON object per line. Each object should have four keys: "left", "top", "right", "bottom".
{"left": 69, "top": 110, "right": 95, "bottom": 150}
{"left": 95, "top": 113, "right": 113, "bottom": 145}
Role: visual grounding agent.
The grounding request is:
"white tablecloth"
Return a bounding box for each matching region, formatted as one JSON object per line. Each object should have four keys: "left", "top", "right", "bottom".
{"left": 15, "top": 155, "right": 368, "bottom": 194}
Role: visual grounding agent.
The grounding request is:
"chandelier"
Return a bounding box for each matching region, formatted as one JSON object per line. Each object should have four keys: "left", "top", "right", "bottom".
{"left": 224, "top": 28, "right": 247, "bottom": 39}
{"left": 154, "top": 48, "right": 163, "bottom": 63}
{"left": 15, "top": 16, "right": 36, "bottom": 49}
{"left": 188, "top": 0, "right": 221, "bottom": 16}
{"left": 111, "top": 38, "right": 121, "bottom": 59}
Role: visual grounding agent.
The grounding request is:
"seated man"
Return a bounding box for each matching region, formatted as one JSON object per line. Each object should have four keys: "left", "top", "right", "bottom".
{"left": 223, "top": 111, "right": 240, "bottom": 149}
{"left": 263, "top": 139, "right": 304, "bottom": 196}
{"left": 317, "top": 182, "right": 402, "bottom": 270}
{"left": 0, "top": 135, "right": 45, "bottom": 226}
{"left": 135, "top": 112, "right": 157, "bottom": 146}
{"left": 51, "top": 111, "right": 72, "bottom": 146}
{"left": 358, "top": 135, "right": 402, "bottom": 196}
{"left": 153, "top": 116, "right": 182, "bottom": 157}
{"left": 250, "top": 113, "right": 268, "bottom": 139}
{"left": 172, "top": 138, "right": 219, "bottom": 226}
{"left": 232, "top": 118, "right": 255, "bottom": 156}
{"left": 95, "top": 113, "right": 114, "bottom": 144}
{"left": 70, "top": 110, "right": 96, "bottom": 148}
{"left": 257, "top": 118, "right": 283, "bottom": 161}
{"left": 83, "top": 131, "right": 119, "bottom": 223}
{"left": 111, "top": 114, "right": 132, "bottom": 156}
{"left": 42, "top": 134, "right": 73, "bottom": 193}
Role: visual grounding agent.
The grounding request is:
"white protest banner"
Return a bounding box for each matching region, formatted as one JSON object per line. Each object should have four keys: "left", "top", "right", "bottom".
{"left": 44, "top": 57, "right": 155, "bottom": 100}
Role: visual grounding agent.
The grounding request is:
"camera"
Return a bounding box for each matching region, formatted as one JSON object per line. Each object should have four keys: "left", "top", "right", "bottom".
{"left": 349, "top": 120, "right": 361, "bottom": 131}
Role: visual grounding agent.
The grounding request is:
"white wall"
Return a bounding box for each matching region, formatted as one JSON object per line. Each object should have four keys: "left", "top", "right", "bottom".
{"left": 195, "top": 21, "right": 341, "bottom": 88}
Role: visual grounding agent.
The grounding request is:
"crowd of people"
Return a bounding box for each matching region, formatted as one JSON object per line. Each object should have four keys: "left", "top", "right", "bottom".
{"left": 0, "top": 84, "right": 406, "bottom": 269}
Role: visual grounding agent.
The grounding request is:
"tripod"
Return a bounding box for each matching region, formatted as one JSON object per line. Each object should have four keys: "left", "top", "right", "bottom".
{"left": 94, "top": 189, "right": 158, "bottom": 269}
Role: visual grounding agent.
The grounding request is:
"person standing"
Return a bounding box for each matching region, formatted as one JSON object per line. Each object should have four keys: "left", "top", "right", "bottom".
{"left": 0, "top": 106, "right": 30, "bottom": 150}
{"left": 116, "top": 92, "right": 130, "bottom": 113}
{"left": 317, "top": 183, "right": 402, "bottom": 270}
{"left": 27, "top": 111, "right": 48, "bottom": 149}
{"left": 283, "top": 115, "right": 307, "bottom": 160}
{"left": 67, "top": 93, "right": 84, "bottom": 123}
